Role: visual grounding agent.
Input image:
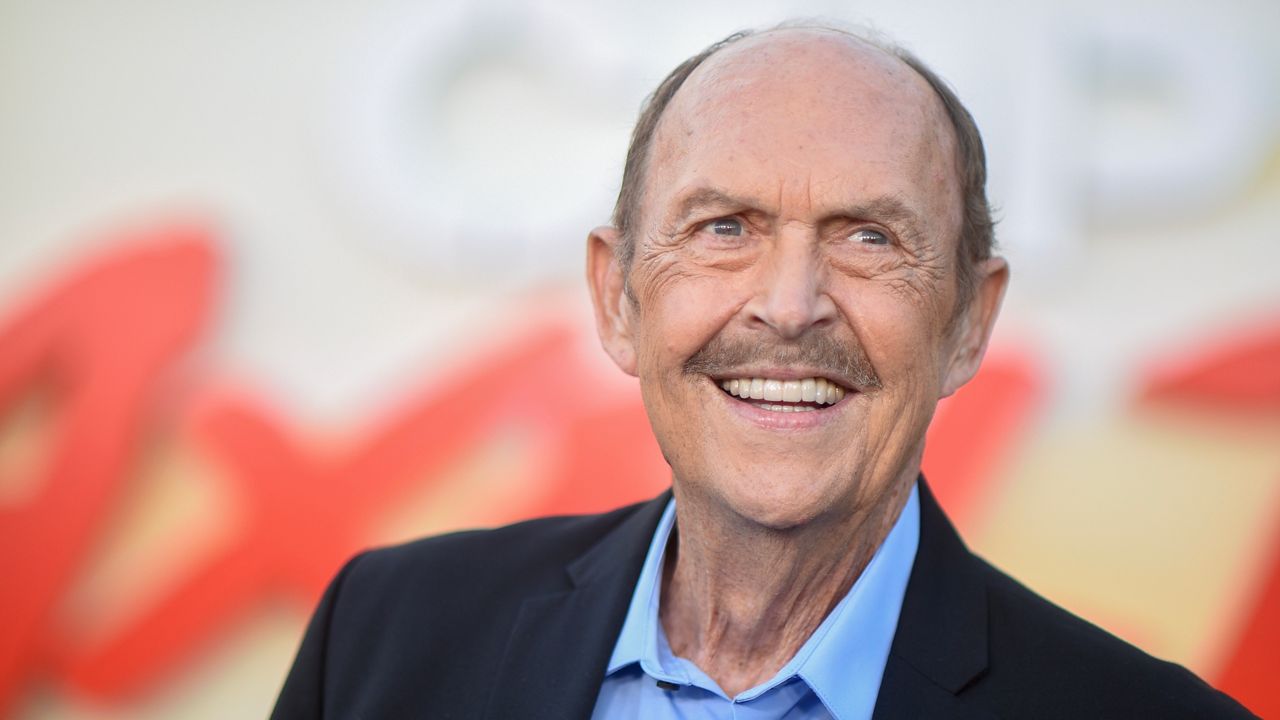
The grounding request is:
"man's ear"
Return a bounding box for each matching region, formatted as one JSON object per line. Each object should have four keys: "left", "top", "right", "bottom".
{"left": 586, "top": 226, "right": 639, "bottom": 376}
{"left": 941, "top": 256, "right": 1009, "bottom": 397}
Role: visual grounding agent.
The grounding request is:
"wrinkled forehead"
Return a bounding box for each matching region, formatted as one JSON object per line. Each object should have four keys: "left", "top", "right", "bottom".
{"left": 649, "top": 29, "right": 961, "bottom": 231}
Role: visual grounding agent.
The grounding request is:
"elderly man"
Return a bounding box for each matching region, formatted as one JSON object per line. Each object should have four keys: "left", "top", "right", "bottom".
{"left": 271, "top": 24, "right": 1254, "bottom": 719}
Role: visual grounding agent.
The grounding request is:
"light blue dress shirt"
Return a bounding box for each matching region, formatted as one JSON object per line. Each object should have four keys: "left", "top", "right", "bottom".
{"left": 591, "top": 484, "right": 920, "bottom": 720}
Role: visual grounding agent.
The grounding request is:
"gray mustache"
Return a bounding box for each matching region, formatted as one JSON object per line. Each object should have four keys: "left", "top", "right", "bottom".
{"left": 683, "top": 333, "right": 882, "bottom": 389}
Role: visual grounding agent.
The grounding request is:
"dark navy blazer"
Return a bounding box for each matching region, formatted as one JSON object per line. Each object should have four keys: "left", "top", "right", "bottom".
{"left": 270, "top": 480, "right": 1254, "bottom": 719}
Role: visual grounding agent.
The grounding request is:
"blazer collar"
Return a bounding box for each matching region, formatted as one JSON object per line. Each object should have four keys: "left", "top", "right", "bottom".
{"left": 483, "top": 478, "right": 991, "bottom": 720}
{"left": 872, "top": 476, "right": 993, "bottom": 719}
{"left": 484, "top": 491, "right": 672, "bottom": 720}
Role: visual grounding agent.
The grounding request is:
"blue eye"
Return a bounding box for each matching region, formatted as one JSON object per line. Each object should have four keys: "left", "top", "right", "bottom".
{"left": 852, "top": 229, "right": 890, "bottom": 245}
{"left": 706, "top": 218, "right": 743, "bottom": 236}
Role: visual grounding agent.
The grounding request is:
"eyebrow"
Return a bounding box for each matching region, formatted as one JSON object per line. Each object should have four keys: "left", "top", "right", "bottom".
{"left": 667, "top": 186, "right": 928, "bottom": 243}
{"left": 668, "top": 187, "right": 752, "bottom": 227}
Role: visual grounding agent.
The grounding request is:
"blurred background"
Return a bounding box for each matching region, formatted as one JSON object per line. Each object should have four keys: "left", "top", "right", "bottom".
{"left": 1, "top": 0, "right": 1277, "bottom": 717}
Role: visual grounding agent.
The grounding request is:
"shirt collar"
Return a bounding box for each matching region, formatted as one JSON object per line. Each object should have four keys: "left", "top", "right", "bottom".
{"left": 605, "top": 482, "right": 921, "bottom": 720}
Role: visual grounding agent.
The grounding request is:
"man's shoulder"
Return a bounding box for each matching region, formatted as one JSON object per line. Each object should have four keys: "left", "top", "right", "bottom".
{"left": 295, "top": 495, "right": 662, "bottom": 715}
{"left": 335, "top": 496, "right": 658, "bottom": 612}
{"left": 965, "top": 555, "right": 1255, "bottom": 718}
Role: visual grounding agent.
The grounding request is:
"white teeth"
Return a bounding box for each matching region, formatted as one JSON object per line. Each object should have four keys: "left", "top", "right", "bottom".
{"left": 718, "top": 375, "right": 848, "bottom": 408}
{"left": 759, "top": 403, "right": 817, "bottom": 413}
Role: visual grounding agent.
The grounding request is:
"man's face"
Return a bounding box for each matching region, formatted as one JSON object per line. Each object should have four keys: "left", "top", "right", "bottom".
{"left": 589, "top": 31, "right": 1006, "bottom": 528}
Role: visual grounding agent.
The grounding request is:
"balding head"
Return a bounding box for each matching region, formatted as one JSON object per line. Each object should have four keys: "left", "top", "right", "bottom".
{"left": 612, "top": 24, "right": 994, "bottom": 308}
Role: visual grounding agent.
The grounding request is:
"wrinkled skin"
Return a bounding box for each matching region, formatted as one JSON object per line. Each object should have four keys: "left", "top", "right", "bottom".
{"left": 587, "top": 29, "right": 1008, "bottom": 694}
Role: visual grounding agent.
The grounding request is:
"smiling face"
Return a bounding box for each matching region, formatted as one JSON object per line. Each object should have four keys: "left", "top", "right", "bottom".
{"left": 589, "top": 30, "right": 1008, "bottom": 529}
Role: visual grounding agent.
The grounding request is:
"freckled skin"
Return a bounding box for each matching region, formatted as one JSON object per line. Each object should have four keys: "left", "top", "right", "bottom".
{"left": 586, "top": 28, "right": 1008, "bottom": 695}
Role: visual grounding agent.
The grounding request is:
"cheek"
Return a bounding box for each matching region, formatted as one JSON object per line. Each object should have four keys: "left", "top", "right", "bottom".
{"left": 632, "top": 270, "right": 748, "bottom": 373}
{"left": 841, "top": 282, "right": 952, "bottom": 388}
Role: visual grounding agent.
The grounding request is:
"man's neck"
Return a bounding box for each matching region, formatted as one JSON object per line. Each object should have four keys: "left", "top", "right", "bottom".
{"left": 658, "top": 474, "right": 916, "bottom": 697}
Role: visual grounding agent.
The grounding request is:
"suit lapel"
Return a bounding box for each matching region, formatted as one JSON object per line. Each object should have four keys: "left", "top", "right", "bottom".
{"left": 874, "top": 654, "right": 996, "bottom": 719}
{"left": 484, "top": 492, "right": 671, "bottom": 720}
{"left": 482, "top": 478, "right": 988, "bottom": 719}
{"left": 872, "top": 477, "right": 992, "bottom": 719}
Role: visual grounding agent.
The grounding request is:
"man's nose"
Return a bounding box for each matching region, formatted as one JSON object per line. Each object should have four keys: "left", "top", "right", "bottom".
{"left": 745, "top": 233, "right": 837, "bottom": 339}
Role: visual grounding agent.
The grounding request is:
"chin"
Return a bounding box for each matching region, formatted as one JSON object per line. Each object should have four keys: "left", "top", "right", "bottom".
{"left": 711, "top": 468, "right": 851, "bottom": 531}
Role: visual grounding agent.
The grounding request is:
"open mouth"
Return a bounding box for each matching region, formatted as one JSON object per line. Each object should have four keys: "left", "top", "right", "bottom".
{"left": 717, "top": 376, "right": 847, "bottom": 413}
